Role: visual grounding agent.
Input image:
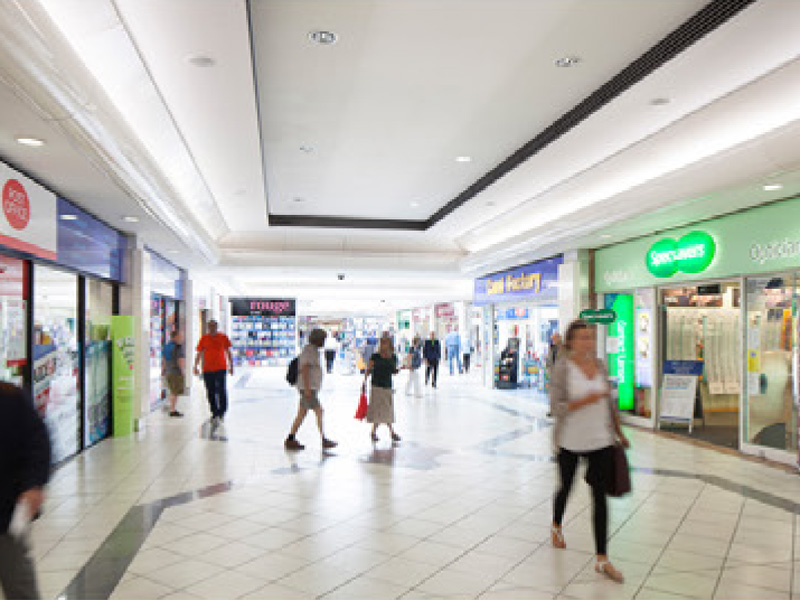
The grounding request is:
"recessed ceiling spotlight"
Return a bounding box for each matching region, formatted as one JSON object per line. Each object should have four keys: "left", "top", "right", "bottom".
{"left": 650, "top": 97, "right": 671, "bottom": 106}
{"left": 59, "top": 214, "right": 78, "bottom": 221}
{"left": 309, "top": 30, "right": 338, "bottom": 45}
{"left": 167, "top": 249, "right": 180, "bottom": 254}
{"left": 299, "top": 145, "right": 315, "bottom": 154}
{"left": 410, "top": 201, "right": 420, "bottom": 208}
{"left": 16, "top": 137, "right": 45, "bottom": 147}
{"left": 122, "top": 216, "right": 139, "bottom": 223}
{"left": 187, "top": 54, "right": 215, "bottom": 68}
{"left": 763, "top": 184, "right": 783, "bottom": 191}
{"left": 486, "top": 201, "right": 496, "bottom": 207}
{"left": 293, "top": 197, "right": 305, "bottom": 203}
{"left": 234, "top": 188, "right": 247, "bottom": 196}
{"left": 455, "top": 156, "right": 472, "bottom": 163}
{"left": 600, "top": 234, "right": 612, "bottom": 239}
{"left": 555, "top": 56, "right": 581, "bottom": 68}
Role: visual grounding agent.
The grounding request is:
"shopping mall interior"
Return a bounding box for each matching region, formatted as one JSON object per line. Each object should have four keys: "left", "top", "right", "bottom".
{"left": 2, "top": 1, "right": 800, "bottom": 599}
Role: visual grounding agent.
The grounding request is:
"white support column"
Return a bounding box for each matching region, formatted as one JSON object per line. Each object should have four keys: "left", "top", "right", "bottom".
{"left": 558, "top": 250, "right": 592, "bottom": 332}
{"left": 118, "top": 236, "right": 151, "bottom": 431}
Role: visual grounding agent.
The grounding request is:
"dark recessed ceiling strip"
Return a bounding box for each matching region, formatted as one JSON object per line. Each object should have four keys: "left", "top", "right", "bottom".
{"left": 269, "top": 214, "right": 428, "bottom": 231}
{"left": 425, "top": 0, "right": 758, "bottom": 228}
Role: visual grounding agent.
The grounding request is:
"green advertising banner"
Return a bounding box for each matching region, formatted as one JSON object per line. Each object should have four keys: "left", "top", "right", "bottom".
{"left": 596, "top": 195, "right": 800, "bottom": 293}
{"left": 606, "top": 294, "right": 635, "bottom": 411}
{"left": 111, "top": 316, "right": 136, "bottom": 437}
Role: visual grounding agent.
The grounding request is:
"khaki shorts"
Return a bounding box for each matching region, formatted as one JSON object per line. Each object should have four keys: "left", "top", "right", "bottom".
{"left": 299, "top": 390, "right": 321, "bottom": 410}
{"left": 166, "top": 373, "right": 185, "bottom": 396}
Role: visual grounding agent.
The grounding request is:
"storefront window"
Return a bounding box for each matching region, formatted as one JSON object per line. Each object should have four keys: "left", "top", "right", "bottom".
{"left": 33, "top": 265, "right": 80, "bottom": 463}
{"left": 85, "top": 279, "right": 113, "bottom": 447}
{"left": 494, "top": 305, "right": 557, "bottom": 390}
{"left": 0, "top": 255, "right": 27, "bottom": 387}
{"left": 745, "top": 275, "right": 797, "bottom": 453}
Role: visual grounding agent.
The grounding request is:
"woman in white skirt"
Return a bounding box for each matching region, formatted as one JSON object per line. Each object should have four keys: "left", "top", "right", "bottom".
{"left": 364, "top": 336, "right": 403, "bottom": 442}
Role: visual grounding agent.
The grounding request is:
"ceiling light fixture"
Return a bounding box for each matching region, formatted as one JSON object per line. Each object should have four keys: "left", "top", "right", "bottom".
{"left": 299, "top": 145, "right": 315, "bottom": 153}
{"left": 455, "top": 156, "right": 472, "bottom": 163}
{"left": 600, "top": 234, "right": 612, "bottom": 239}
{"left": 59, "top": 214, "right": 78, "bottom": 221}
{"left": 763, "top": 184, "right": 783, "bottom": 191}
{"left": 122, "top": 216, "right": 139, "bottom": 223}
{"left": 650, "top": 97, "right": 671, "bottom": 106}
{"left": 410, "top": 202, "right": 420, "bottom": 207}
{"left": 309, "top": 30, "right": 338, "bottom": 45}
{"left": 293, "top": 197, "right": 305, "bottom": 203}
{"left": 486, "top": 201, "right": 496, "bottom": 207}
{"left": 187, "top": 54, "right": 215, "bottom": 68}
{"left": 16, "top": 137, "right": 45, "bottom": 147}
{"left": 555, "top": 56, "right": 581, "bottom": 68}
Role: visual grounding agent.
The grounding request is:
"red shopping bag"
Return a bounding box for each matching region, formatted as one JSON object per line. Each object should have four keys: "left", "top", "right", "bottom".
{"left": 355, "top": 388, "right": 368, "bottom": 420}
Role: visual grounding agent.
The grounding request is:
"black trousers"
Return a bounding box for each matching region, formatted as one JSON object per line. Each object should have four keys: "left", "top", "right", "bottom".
{"left": 463, "top": 353, "right": 471, "bottom": 373}
{"left": 553, "top": 446, "right": 613, "bottom": 556}
{"left": 324, "top": 350, "right": 336, "bottom": 373}
{"left": 203, "top": 370, "right": 228, "bottom": 418}
{"left": 425, "top": 360, "right": 439, "bottom": 387}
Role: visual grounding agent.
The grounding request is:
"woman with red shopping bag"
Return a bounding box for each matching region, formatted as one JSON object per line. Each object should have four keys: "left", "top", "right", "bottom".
{"left": 363, "top": 335, "right": 404, "bottom": 442}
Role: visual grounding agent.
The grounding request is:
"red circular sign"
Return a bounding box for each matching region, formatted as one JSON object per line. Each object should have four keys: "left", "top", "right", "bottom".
{"left": 2, "top": 179, "right": 30, "bottom": 230}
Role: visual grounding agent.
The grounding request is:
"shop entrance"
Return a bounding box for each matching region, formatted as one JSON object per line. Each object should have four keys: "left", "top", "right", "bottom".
{"left": 494, "top": 305, "right": 558, "bottom": 391}
{"left": 660, "top": 282, "right": 741, "bottom": 448}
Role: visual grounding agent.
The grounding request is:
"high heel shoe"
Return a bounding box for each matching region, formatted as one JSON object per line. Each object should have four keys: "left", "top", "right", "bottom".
{"left": 551, "top": 526, "right": 566, "bottom": 549}
{"left": 595, "top": 560, "right": 624, "bottom": 583}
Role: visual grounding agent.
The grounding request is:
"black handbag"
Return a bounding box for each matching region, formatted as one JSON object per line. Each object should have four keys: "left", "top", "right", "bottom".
{"left": 607, "top": 444, "right": 631, "bottom": 497}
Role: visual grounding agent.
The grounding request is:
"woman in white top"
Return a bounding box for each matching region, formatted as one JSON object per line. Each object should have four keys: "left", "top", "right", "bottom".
{"left": 549, "top": 319, "right": 629, "bottom": 583}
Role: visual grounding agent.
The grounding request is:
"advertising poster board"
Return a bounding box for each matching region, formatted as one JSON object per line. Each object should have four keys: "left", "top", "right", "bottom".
{"left": 112, "top": 316, "right": 136, "bottom": 437}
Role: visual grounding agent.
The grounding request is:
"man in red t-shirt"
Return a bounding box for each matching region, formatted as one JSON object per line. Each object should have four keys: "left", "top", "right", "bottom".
{"left": 193, "top": 320, "right": 234, "bottom": 425}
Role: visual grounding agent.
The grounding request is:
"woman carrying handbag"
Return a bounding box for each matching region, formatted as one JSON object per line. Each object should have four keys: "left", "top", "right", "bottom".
{"left": 363, "top": 336, "right": 403, "bottom": 442}
{"left": 549, "top": 319, "right": 630, "bottom": 584}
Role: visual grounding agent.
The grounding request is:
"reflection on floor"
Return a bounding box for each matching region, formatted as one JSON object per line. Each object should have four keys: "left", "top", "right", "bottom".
{"left": 29, "top": 368, "right": 800, "bottom": 600}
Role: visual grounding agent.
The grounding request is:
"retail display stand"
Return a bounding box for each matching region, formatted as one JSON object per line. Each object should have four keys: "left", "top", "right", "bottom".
{"left": 229, "top": 298, "right": 297, "bottom": 367}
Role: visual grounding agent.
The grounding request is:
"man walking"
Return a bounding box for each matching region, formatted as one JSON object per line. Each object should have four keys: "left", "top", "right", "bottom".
{"left": 323, "top": 332, "right": 339, "bottom": 374}
{"left": 194, "top": 319, "right": 234, "bottom": 425}
{"left": 285, "top": 328, "right": 337, "bottom": 450}
{"left": 423, "top": 331, "right": 441, "bottom": 388}
{"left": 162, "top": 329, "right": 185, "bottom": 417}
{"left": 0, "top": 382, "right": 51, "bottom": 600}
{"left": 445, "top": 327, "right": 462, "bottom": 375}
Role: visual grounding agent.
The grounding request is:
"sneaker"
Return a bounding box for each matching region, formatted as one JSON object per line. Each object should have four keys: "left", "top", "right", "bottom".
{"left": 322, "top": 438, "right": 338, "bottom": 449}
{"left": 391, "top": 433, "right": 401, "bottom": 442}
{"left": 211, "top": 416, "right": 220, "bottom": 426}
{"left": 169, "top": 411, "right": 184, "bottom": 418}
{"left": 285, "top": 437, "right": 305, "bottom": 450}
{"left": 370, "top": 433, "right": 379, "bottom": 442}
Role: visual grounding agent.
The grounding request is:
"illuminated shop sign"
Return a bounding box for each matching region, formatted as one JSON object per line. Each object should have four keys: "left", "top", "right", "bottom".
{"left": 645, "top": 231, "right": 716, "bottom": 278}
{"left": 231, "top": 298, "right": 296, "bottom": 317}
{"left": 473, "top": 256, "right": 562, "bottom": 306}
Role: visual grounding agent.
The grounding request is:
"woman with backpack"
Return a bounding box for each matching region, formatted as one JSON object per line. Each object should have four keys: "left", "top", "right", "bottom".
{"left": 405, "top": 336, "right": 423, "bottom": 397}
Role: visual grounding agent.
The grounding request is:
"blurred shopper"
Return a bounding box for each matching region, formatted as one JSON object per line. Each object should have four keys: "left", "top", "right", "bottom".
{"left": 285, "top": 328, "right": 337, "bottom": 451}
{"left": 194, "top": 319, "right": 234, "bottom": 426}
{"left": 445, "top": 327, "right": 462, "bottom": 375}
{"left": 324, "top": 332, "right": 340, "bottom": 374}
{"left": 423, "top": 331, "right": 441, "bottom": 388}
{"left": 545, "top": 332, "right": 563, "bottom": 376}
{"left": 364, "top": 336, "right": 402, "bottom": 442}
{"left": 462, "top": 333, "right": 473, "bottom": 374}
{"left": 549, "top": 319, "right": 629, "bottom": 584}
{"left": 162, "top": 329, "right": 185, "bottom": 417}
{"left": 405, "top": 336, "right": 423, "bottom": 397}
{"left": 0, "top": 382, "right": 51, "bottom": 600}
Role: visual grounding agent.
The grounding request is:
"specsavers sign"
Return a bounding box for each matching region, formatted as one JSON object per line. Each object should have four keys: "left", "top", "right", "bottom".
{"left": 597, "top": 195, "right": 800, "bottom": 293}
{"left": 0, "top": 162, "right": 57, "bottom": 260}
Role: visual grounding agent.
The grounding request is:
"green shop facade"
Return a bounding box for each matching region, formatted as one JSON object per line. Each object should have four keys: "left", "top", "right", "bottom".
{"left": 595, "top": 195, "right": 800, "bottom": 466}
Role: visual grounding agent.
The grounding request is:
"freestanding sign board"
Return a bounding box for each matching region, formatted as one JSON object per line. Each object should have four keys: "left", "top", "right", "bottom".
{"left": 111, "top": 316, "right": 136, "bottom": 437}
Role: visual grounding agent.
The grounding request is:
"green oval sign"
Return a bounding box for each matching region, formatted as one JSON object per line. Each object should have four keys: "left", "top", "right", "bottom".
{"left": 645, "top": 231, "right": 716, "bottom": 278}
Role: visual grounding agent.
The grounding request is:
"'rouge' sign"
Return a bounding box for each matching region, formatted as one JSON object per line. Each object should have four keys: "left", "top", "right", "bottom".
{"left": 231, "top": 298, "right": 296, "bottom": 317}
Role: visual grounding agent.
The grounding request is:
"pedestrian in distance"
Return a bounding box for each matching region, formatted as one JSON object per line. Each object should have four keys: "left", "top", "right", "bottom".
{"left": 461, "top": 332, "right": 473, "bottom": 374}
{"left": 285, "top": 328, "right": 337, "bottom": 451}
{"left": 423, "top": 331, "right": 441, "bottom": 388}
{"left": 364, "top": 335, "right": 403, "bottom": 442}
{"left": 162, "top": 329, "right": 185, "bottom": 417}
{"left": 324, "top": 332, "right": 339, "bottom": 374}
{"left": 193, "top": 319, "right": 234, "bottom": 426}
{"left": 405, "top": 336, "right": 423, "bottom": 397}
{"left": 445, "top": 327, "right": 461, "bottom": 375}
{"left": 549, "top": 319, "right": 630, "bottom": 583}
{"left": 0, "top": 382, "right": 51, "bottom": 600}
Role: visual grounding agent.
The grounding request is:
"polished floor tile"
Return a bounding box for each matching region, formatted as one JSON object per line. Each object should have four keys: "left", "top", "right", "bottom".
{"left": 25, "top": 369, "right": 800, "bottom": 600}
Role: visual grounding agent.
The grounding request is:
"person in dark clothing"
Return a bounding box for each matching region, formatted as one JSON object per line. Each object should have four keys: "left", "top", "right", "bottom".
{"left": 0, "top": 382, "right": 51, "bottom": 600}
{"left": 423, "top": 332, "right": 442, "bottom": 388}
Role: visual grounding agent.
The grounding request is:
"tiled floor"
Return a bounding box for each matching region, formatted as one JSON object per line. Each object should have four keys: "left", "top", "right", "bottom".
{"left": 30, "top": 368, "right": 800, "bottom": 600}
